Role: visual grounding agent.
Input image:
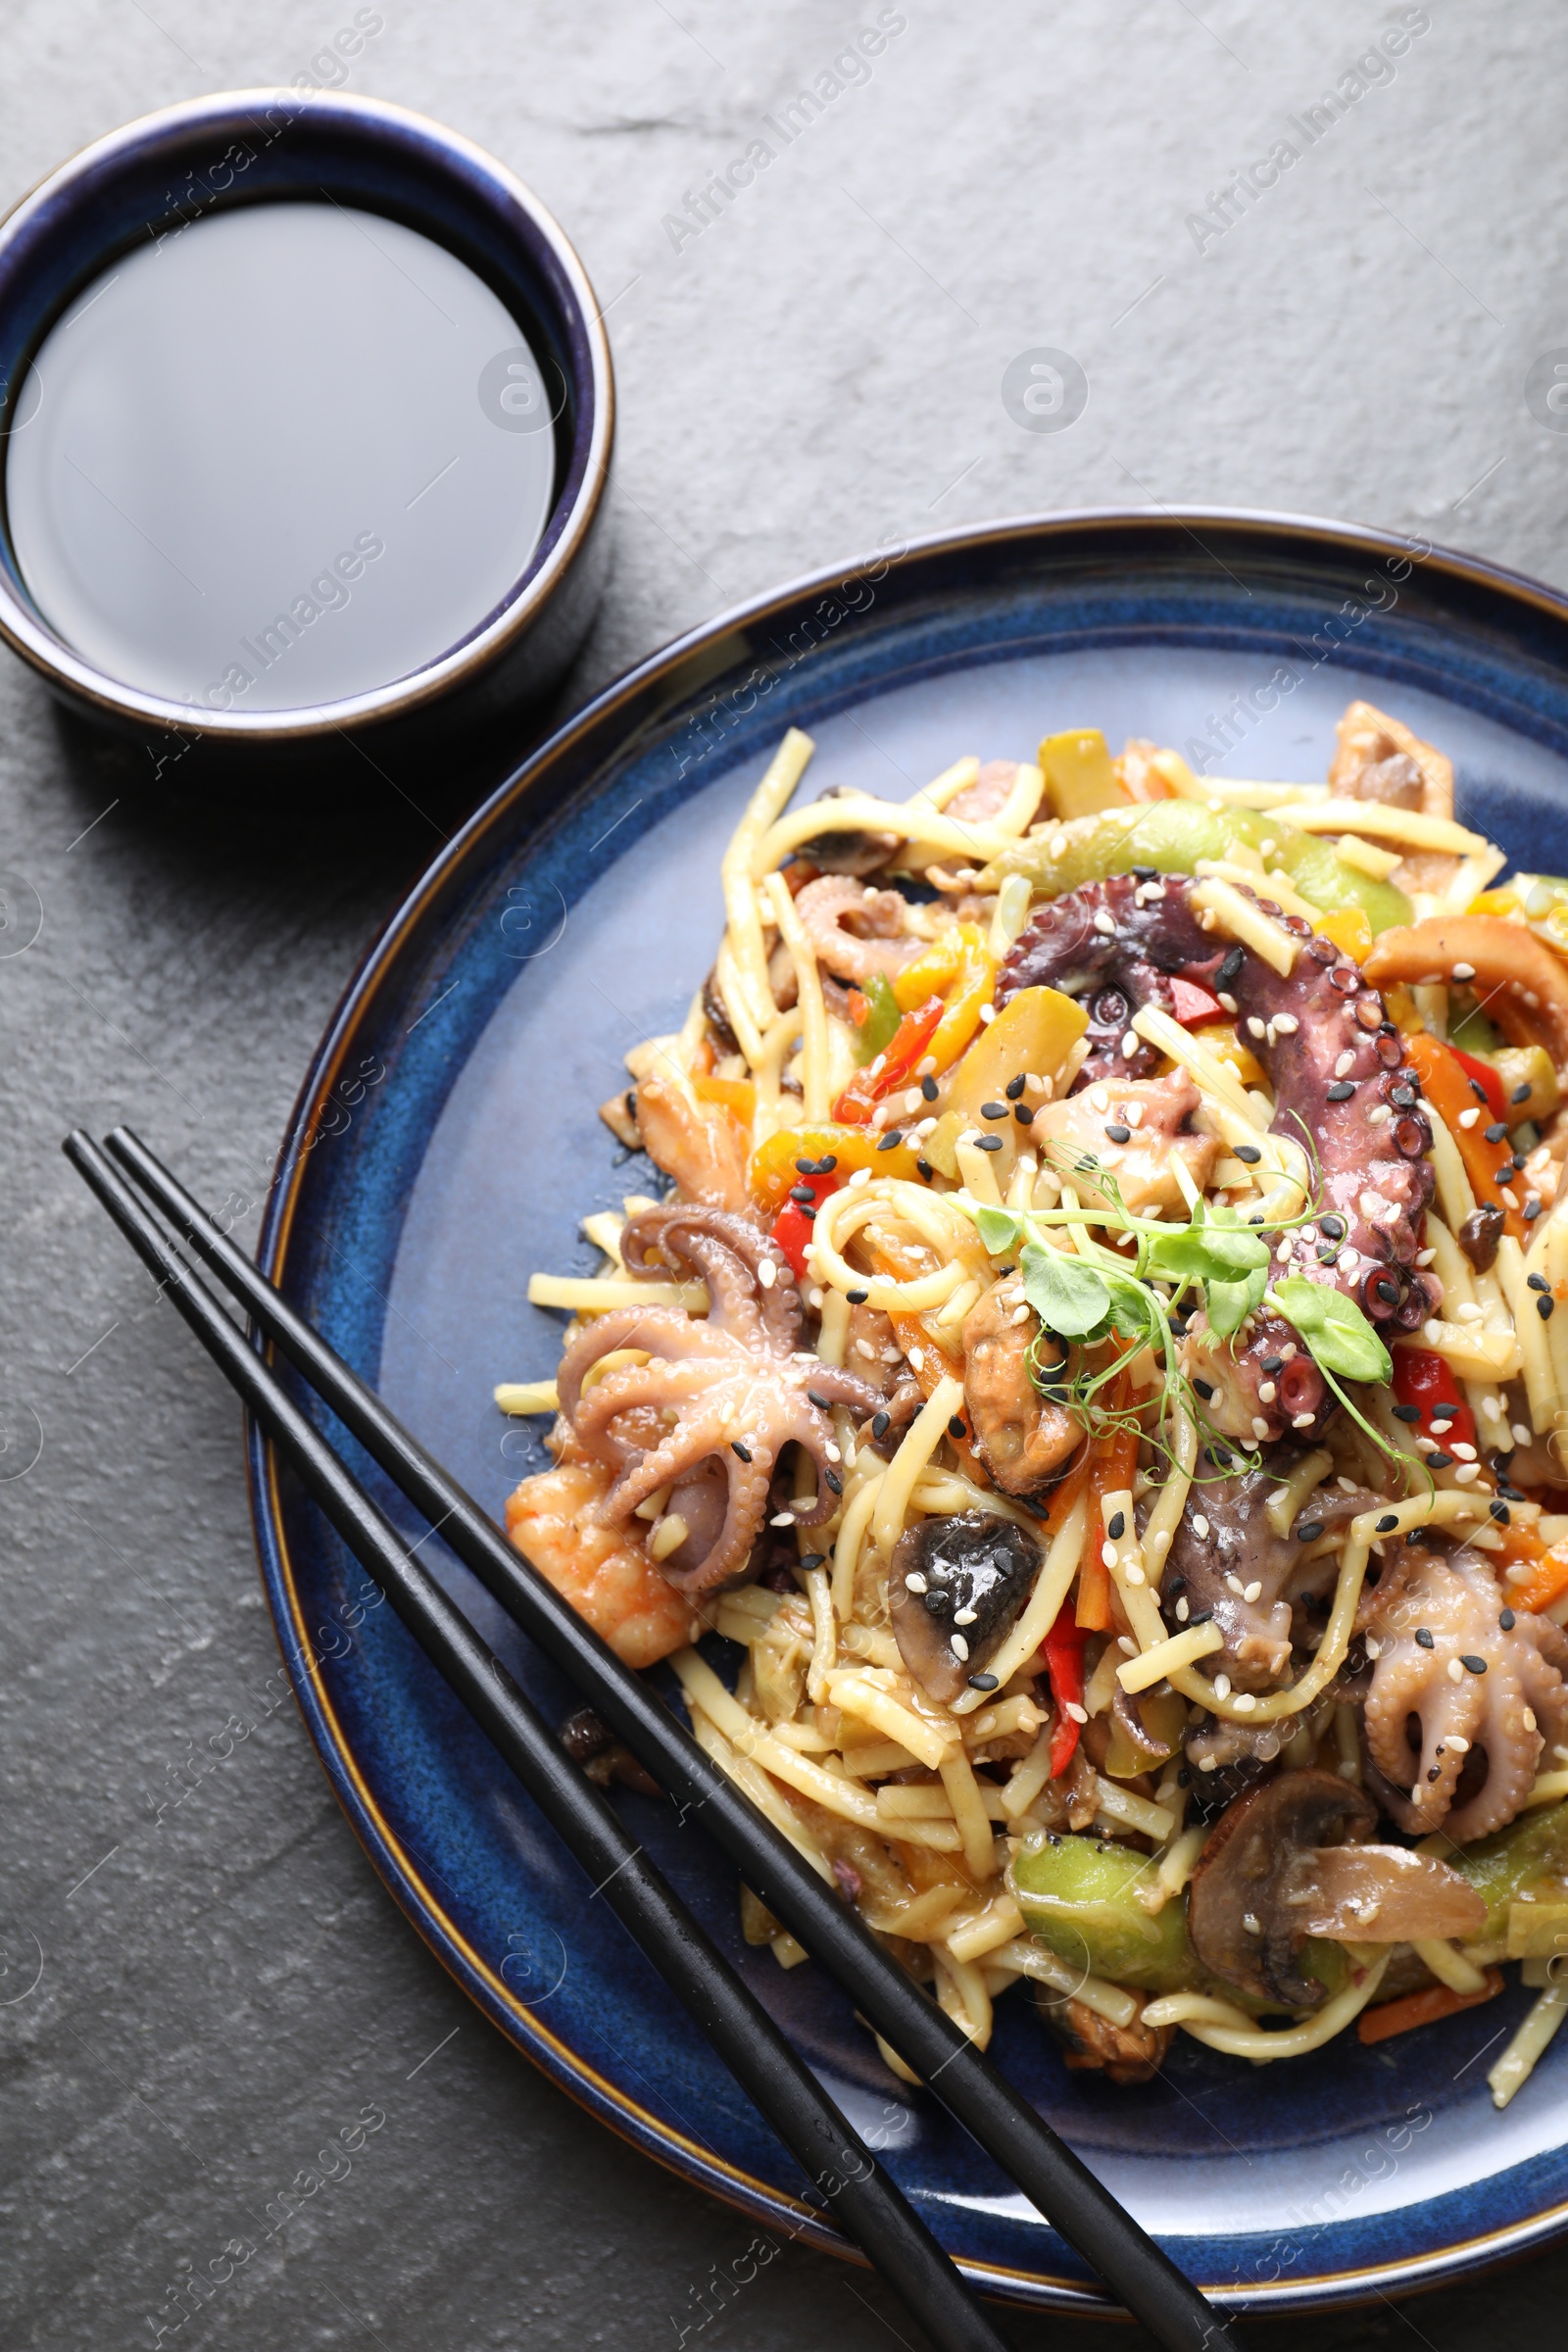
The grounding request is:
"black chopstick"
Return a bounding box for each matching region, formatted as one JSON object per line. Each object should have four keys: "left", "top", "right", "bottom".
{"left": 92, "top": 1125, "right": 1240, "bottom": 2352}
{"left": 64, "top": 1133, "right": 1013, "bottom": 2352}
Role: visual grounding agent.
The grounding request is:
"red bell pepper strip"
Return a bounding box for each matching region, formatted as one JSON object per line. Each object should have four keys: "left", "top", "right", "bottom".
{"left": 1448, "top": 1045, "right": 1507, "bottom": 1126}
{"left": 1169, "top": 976, "right": 1225, "bottom": 1028}
{"left": 832, "top": 996, "right": 946, "bottom": 1126}
{"left": 1391, "top": 1345, "right": 1478, "bottom": 1456}
{"left": 770, "top": 1165, "right": 844, "bottom": 1281}
{"left": 1044, "top": 1613, "right": 1088, "bottom": 1778}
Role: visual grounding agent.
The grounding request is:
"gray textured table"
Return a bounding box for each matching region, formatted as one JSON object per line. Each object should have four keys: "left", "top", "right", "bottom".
{"left": 4, "top": 4, "right": 1566, "bottom": 2345}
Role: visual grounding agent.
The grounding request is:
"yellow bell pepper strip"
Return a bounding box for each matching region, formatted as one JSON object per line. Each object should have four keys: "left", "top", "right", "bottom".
{"left": 847, "top": 972, "right": 902, "bottom": 1064}
{"left": 943, "top": 985, "right": 1088, "bottom": 1127}
{"left": 748, "top": 1122, "right": 920, "bottom": 1213}
{"left": 891, "top": 933, "right": 966, "bottom": 1013}
{"left": 1312, "top": 905, "right": 1373, "bottom": 964}
{"left": 692, "top": 1072, "right": 757, "bottom": 1123}
{"left": 1037, "top": 727, "right": 1127, "bottom": 821}
{"left": 1404, "top": 1032, "right": 1528, "bottom": 1245}
{"left": 924, "top": 925, "right": 997, "bottom": 1072}
{"left": 832, "top": 997, "right": 947, "bottom": 1125}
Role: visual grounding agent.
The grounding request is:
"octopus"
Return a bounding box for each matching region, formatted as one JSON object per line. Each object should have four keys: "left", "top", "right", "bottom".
{"left": 505, "top": 1458, "right": 702, "bottom": 1667}
{"left": 1361, "top": 1542, "right": 1568, "bottom": 1839}
{"left": 960, "top": 1275, "right": 1079, "bottom": 1496}
{"left": 793, "top": 874, "right": 922, "bottom": 987}
{"left": 998, "top": 870, "right": 1440, "bottom": 1442}
{"left": 548, "top": 1203, "right": 884, "bottom": 1594}
{"left": 1160, "top": 1460, "right": 1380, "bottom": 1692}
{"left": 1029, "top": 1066, "right": 1219, "bottom": 1219}
{"left": 1330, "top": 698, "right": 1456, "bottom": 897}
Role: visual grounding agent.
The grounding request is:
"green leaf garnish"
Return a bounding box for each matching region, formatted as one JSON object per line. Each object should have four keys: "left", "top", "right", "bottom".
{"left": 1206, "top": 1263, "right": 1269, "bottom": 1340}
{"left": 972, "top": 1204, "right": 1026, "bottom": 1256}
{"left": 1019, "top": 1242, "right": 1111, "bottom": 1338}
{"left": 1268, "top": 1278, "right": 1393, "bottom": 1386}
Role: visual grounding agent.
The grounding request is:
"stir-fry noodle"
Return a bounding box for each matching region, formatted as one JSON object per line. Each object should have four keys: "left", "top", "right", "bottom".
{"left": 502, "top": 708, "right": 1568, "bottom": 2104}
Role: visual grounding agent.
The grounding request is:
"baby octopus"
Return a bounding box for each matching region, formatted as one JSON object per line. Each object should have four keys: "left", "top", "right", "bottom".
{"left": 998, "top": 872, "right": 1440, "bottom": 1443}
{"left": 553, "top": 1203, "right": 884, "bottom": 1596}
{"left": 1360, "top": 1543, "right": 1568, "bottom": 1840}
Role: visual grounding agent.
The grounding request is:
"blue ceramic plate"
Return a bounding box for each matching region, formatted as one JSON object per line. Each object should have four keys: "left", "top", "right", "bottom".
{"left": 249, "top": 510, "right": 1568, "bottom": 2313}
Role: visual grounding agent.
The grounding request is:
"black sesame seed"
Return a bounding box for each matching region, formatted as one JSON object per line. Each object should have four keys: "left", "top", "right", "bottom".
{"left": 847, "top": 1288, "right": 869, "bottom": 1304}
{"left": 789, "top": 1184, "right": 815, "bottom": 1203}
{"left": 1014, "top": 1104, "right": 1036, "bottom": 1126}
{"left": 1513, "top": 1152, "right": 1529, "bottom": 1171}
{"left": 794, "top": 1158, "right": 816, "bottom": 1175}
{"left": 921, "top": 1074, "right": 940, "bottom": 1102}
{"left": 1105, "top": 1123, "right": 1132, "bottom": 1144}
{"left": 1295, "top": 1519, "right": 1325, "bottom": 1543}
{"left": 1376, "top": 1512, "right": 1399, "bottom": 1533}
{"left": 1405, "top": 1529, "right": 1425, "bottom": 1545}
{"left": 1261, "top": 1355, "right": 1285, "bottom": 1375}
{"left": 1193, "top": 1378, "right": 1215, "bottom": 1400}
{"left": 1415, "top": 1627, "right": 1435, "bottom": 1649}
{"left": 1317, "top": 1245, "right": 1341, "bottom": 1265}
{"left": 948, "top": 1414, "right": 967, "bottom": 1439}
{"left": 807, "top": 1390, "right": 830, "bottom": 1409}
{"left": 1541, "top": 1295, "right": 1557, "bottom": 1321}
{"left": 1490, "top": 1500, "right": 1511, "bottom": 1525}
{"left": 1234, "top": 1144, "right": 1262, "bottom": 1164}
{"left": 967, "top": 1672, "right": 1001, "bottom": 1691}
{"left": 1005, "top": 1074, "right": 1026, "bottom": 1101}
{"left": 916, "top": 1159, "right": 935, "bottom": 1180}
{"left": 800, "top": 1553, "right": 826, "bottom": 1570}
{"left": 876, "top": 1130, "right": 904, "bottom": 1151}
{"left": 731, "top": 1441, "right": 753, "bottom": 1462}
{"left": 1392, "top": 1403, "right": 1421, "bottom": 1423}
{"left": 1177, "top": 1767, "right": 1191, "bottom": 1788}
{"left": 1514, "top": 1081, "right": 1534, "bottom": 1104}
{"left": 1500, "top": 1607, "right": 1516, "bottom": 1630}
{"left": 1326, "top": 1081, "right": 1355, "bottom": 1102}
{"left": 1427, "top": 1766, "right": 1442, "bottom": 1783}
{"left": 1374, "top": 1278, "right": 1399, "bottom": 1304}
{"left": 871, "top": 1411, "right": 890, "bottom": 1438}
{"left": 1461, "top": 1653, "right": 1488, "bottom": 1674}
{"left": 1320, "top": 1214, "right": 1347, "bottom": 1239}
{"left": 1108, "top": 1510, "right": 1126, "bottom": 1540}
{"left": 1427, "top": 1452, "right": 1453, "bottom": 1469}
{"left": 1485, "top": 1121, "right": 1508, "bottom": 1144}
{"left": 1528, "top": 1272, "right": 1550, "bottom": 1293}
{"left": 976, "top": 1135, "right": 1004, "bottom": 1152}
{"left": 1526, "top": 1200, "right": 1544, "bottom": 1219}
{"left": 818, "top": 1155, "right": 838, "bottom": 1172}
{"left": 1218, "top": 947, "right": 1244, "bottom": 984}
{"left": 823, "top": 1468, "right": 843, "bottom": 1495}
{"left": 981, "top": 1102, "right": 1009, "bottom": 1121}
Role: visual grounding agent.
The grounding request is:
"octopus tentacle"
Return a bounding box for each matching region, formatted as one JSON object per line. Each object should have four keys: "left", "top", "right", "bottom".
{"left": 557, "top": 1307, "right": 728, "bottom": 1425}
{"left": 794, "top": 875, "right": 922, "bottom": 986}
{"left": 621, "top": 1204, "right": 801, "bottom": 1355}
{"left": 1362, "top": 1544, "right": 1568, "bottom": 1838}
{"left": 999, "top": 872, "right": 1439, "bottom": 1441}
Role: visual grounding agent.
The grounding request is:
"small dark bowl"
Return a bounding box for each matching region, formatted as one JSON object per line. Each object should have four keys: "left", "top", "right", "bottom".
{"left": 0, "top": 90, "right": 613, "bottom": 751}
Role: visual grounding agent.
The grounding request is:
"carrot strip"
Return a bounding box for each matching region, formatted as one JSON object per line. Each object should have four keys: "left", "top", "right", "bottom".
{"left": 1076, "top": 1375, "right": 1139, "bottom": 1632}
{"left": 1404, "top": 1032, "right": 1527, "bottom": 1244}
{"left": 1356, "top": 1967, "right": 1503, "bottom": 2045}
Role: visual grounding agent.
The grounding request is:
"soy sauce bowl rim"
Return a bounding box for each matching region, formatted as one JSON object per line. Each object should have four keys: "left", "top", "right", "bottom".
{"left": 0, "top": 88, "right": 613, "bottom": 740}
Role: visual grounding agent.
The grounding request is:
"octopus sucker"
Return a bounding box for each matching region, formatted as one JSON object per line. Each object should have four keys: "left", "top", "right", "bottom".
{"left": 1362, "top": 1544, "right": 1568, "bottom": 1839}
{"left": 998, "top": 871, "right": 1439, "bottom": 1440}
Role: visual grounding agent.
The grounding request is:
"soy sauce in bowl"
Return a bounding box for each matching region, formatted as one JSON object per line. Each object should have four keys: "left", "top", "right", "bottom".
{"left": 6, "top": 200, "right": 559, "bottom": 715}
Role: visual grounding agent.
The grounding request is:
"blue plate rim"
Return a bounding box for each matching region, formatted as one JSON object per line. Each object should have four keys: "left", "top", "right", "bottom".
{"left": 246, "top": 505, "right": 1568, "bottom": 2313}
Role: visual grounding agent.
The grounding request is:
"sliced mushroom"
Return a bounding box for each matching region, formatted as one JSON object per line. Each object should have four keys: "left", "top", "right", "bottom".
{"left": 1290, "top": 1841, "right": 1486, "bottom": 1944}
{"left": 889, "top": 1509, "right": 1041, "bottom": 1704}
{"left": 1187, "top": 1769, "right": 1378, "bottom": 2009}
{"left": 797, "top": 783, "right": 900, "bottom": 877}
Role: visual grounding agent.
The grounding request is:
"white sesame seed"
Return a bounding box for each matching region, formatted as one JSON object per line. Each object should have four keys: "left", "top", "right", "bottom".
{"left": 1250, "top": 1416, "right": 1270, "bottom": 1440}
{"left": 1175, "top": 1595, "right": 1191, "bottom": 1621}
{"left": 1416, "top": 1248, "right": 1436, "bottom": 1267}
{"left": 1293, "top": 1410, "right": 1316, "bottom": 1429}
{"left": 1446, "top": 1733, "right": 1470, "bottom": 1751}
{"left": 1102, "top": 1542, "right": 1117, "bottom": 1568}
{"left": 1367, "top": 1103, "right": 1392, "bottom": 1125}
{"left": 905, "top": 1571, "right": 928, "bottom": 1592}
{"left": 1064, "top": 1700, "right": 1088, "bottom": 1723}
{"left": 1093, "top": 909, "right": 1117, "bottom": 936}
{"left": 1247, "top": 1016, "right": 1266, "bottom": 1040}
{"left": 1198, "top": 1752, "right": 1218, "bottom": 1770}
{"left": 1090, "top": 1083, "right": 1110, "bottom": 1111}
{"left": 1233, "top": 1691, "right": 1257, "bottom": 1713}
{"left": 1447, "top": 1656, "right": 1464, "bottom": 1682}
{"left": 770, "top": 1511, "right": 796, "bottom": 1526}
{"left": 1217, "top": 991, "right": 1239, "bottom": 1014}
{"left": 1482, "top": 1395, "right": 1503, "bottom": 1420}
{"left": 1265, "top": 1020, "right": 1278, "bottom": 1048}
{"left": 1455, "top": 1301, "right": 1482, "bottom": 1322}
{"left": 1457, "top": 1106, "right": 1481, "bottom": 1129}
{"left": 1274, "top": 1012, "right": 1299, "bottom": 1035}
{"left": 1450, "top": 1442, "right": 1477, "bottom": 1461}
{"left": 1454, "top": 1463, "right": 1480, "bottom": 1483}
{"left": 978, "top": 1004, "right": 996, "bottom": 1025}
{"left": 1365, "top": 1636, "right": 1381, "bottom": 1660}
{"left": 1513, "top": 1422, "right": 1534, "bottom": 1446}
{"left": 1258, "top": 1381, "right": 1277, "bottom": 1403}
{"left": 1126, "top": 1563, "right": 1146, "bottom": 1586}
{"left": 950, "top": 1633, "right": 970, "bottom": 1661}
{"left": 1118, "top": 1635, "right": 1138, "bottom": 1655}
{"left": 1524, "top": 1709, "right": 1538, "bottom": 1733}
{"left": 1213, "top": 1673, "right": 1232, "bottom": 1699}
{"left": 906, "top": 1346, "right": 925, "bottom": 1371}
{"left": 848, "top": 1167, "right": 871, "bottom": 1188}
{"left": 759, "top": 1259, "right": 776, "bottom": 1289}
{"left": 1334, "top": 1051, "right": 1355, "bottom": 1078}
{"left": 1452, "top": 961, "right": 1476, "bottom": 981}
{"left": 954, "top": 1605, "right": 977, "bottom": 1626}
{"left": 1192, "top": 1514, "right": 1210, "bottom": 1539}
{"left": 1244, "top": 1581, "right": 1263, "bottom": 1603}
{"left": 1121, "top": 1031, "right": 1140, "bottom": 1058}
{"left": 1123, "top": 1102, "right": 1144, "bottom": 1128}
{"left": 1226, "top": 1572, "right": 1245, "bottom": 1595}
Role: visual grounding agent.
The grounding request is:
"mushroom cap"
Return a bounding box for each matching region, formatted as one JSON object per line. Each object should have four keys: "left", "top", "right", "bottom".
{"left": 890, "top": 1509, "right": 1041, "bottom": 1705}
{"left": 1187, "top": 1768, "right": 1376, "bottom": 2009}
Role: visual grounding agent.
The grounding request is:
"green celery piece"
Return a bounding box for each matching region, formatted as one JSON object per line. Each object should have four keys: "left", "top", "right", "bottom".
{"left": 979, "top": 801, "right": 1411, "bottom": 933}
{"left": 852, "top": 972, "right": 902, "bottom": 1064}
{"left": 1010, "top": 1833, "right": 1197, "bottom": 1991}
{"left": 1449, "top": 1800, "right": 1568, "bottom": 1947}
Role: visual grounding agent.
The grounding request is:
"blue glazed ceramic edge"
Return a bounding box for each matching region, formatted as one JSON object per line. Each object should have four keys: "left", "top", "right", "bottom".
{"left": 246, "top": 509, "right": 1568, "bottom": 2313}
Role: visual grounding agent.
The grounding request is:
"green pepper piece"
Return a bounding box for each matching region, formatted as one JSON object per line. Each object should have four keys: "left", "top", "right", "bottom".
{"left": 851, "top": 972, "right": 902, "bottom": 1064}
{"left": 1448, "top": 1799, "right": 1568, "bottom": 1948}
{"left": 1009, "top": 1832, "right": 1196, "bottom": 1991}
{"left": 978, "top": 801, "right": 1411, "bottom": 933}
